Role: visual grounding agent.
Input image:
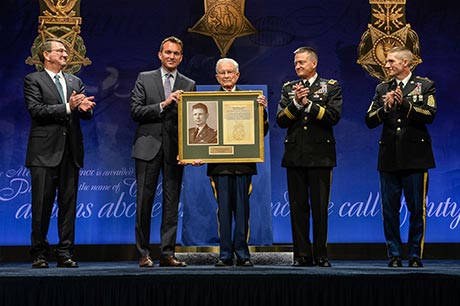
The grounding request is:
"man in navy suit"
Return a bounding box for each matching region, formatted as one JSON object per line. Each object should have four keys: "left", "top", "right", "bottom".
{"left": 131, "top": 36, "right": 196, "bottom": 267}
{"left": 24, "top": 38, "right": 96, "bottom": 268}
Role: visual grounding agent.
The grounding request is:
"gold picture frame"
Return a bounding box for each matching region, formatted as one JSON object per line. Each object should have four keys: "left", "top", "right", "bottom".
{"left": 178, "top": 90, "right": 264, "bottom": 163}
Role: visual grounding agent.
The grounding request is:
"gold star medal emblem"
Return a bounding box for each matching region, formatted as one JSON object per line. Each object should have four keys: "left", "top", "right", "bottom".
{"left": 357, "top": 0, "right": 421, "bottom": 81}
{"left": 25, "top": 0, "right": 91, "bottom": 74}
{"left": 188, "top": 0, "right": 257, "bottom": 57}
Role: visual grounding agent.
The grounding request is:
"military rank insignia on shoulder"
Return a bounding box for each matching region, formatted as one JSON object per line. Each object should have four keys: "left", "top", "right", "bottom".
{"left": 283, "top": 81, "right": 291, "bottom": 87}
{"left": 328, "top": 79, "right": 337, "bottom": 85}
{"left": 416, "top": 76, "right": 433, "bottom": 82}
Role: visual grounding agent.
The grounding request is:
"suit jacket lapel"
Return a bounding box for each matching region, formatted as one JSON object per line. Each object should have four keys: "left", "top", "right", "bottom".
{"left": 153, "top": 69, "right": 165, "bottom": 100}
{"left": 63, "top": 72, "right": 73, "bottom": 102}
{"left": 39, "top": 71, "right": 62, "bottom": 103}
{"left": 173, "top": 72, "right": 184, "bottom": 92}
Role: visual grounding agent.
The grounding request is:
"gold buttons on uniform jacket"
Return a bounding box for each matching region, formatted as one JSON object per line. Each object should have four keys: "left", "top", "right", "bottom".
{"left": 396, "top": 127, "right": 401, "bottom": 131}
{"left": 397, "top": 119, "right": 402, "bottom": 123}
{"left": 303, "top": 126, "right": 308, "bottom": 130}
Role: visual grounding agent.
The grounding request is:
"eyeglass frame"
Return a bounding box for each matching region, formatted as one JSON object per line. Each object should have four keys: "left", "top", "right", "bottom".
{"left": 216, "top": 70, "right": 237, "bottom": 76}
{"left": 47, "top": 48, "right": 69, "bottom": 54}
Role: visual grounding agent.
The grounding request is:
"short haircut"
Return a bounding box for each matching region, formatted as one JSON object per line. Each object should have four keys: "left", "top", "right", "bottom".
{"left": 192, "top": 103, "right": 208, "bottom": 114}
{"left": 38, "top": 38, "right": 67, "bottom": 63}
{"left": 293, "top": 46, "right": 318, "bottom": 62}
{"left": 387, "top": 46, "right": 414, "bottom": 64}
{"left": 215, "top": 58, "right": 239, "bottom": 73}
{"left": 159, "top": 36, "right": 183, "bottom": 53}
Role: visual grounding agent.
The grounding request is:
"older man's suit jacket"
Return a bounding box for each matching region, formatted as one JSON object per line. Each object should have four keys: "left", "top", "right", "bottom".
{"left": 24, "top": 70, "right": 92, "bottom": 168}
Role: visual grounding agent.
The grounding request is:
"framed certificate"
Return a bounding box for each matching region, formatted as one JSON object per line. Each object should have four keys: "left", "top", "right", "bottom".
{"left": 178, "top": 90, "right": 264, "bottom": 163}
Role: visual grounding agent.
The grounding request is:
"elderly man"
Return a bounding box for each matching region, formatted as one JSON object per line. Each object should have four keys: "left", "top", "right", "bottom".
{"left": 208, "top": 58, "right": 269, "bottom": 267}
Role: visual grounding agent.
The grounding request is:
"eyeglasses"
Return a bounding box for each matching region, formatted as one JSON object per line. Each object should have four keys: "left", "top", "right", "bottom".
{"left": 217, "top": 70, "right": 236, "bottom": 76}
{"left": 48, "top": 48, "right": 68, "bottom": 54}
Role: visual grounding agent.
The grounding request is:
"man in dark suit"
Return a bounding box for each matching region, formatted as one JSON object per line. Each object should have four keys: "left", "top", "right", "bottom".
{"left": 207, "top": 58, "right": 269, "bottom": 267}
{"left": 365, "top": 47, "right": 436, "bottom": 268}
{"left": 188, "top": 103, "right": 217, "bottom": 144}
{"left": 131, "top": 36, "right": 196, "bottom": 267}
{"left": 277, "top": 47, "right": 342, "bottom": 267}
{"left": 24, "top": 38, "right": 96, "bottom": 268}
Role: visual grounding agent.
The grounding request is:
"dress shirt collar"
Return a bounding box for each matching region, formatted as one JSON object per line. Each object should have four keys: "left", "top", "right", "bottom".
{"left": 396, "top": 72, "right": 412, "bottom": 88}
{"left": 303, "top": 73, "right": 318, "bottom": 87}
{"left": 222, "top": 86, "right": 237, "bottom": 92}
{"left": 45, "top": 68, "right": 64, "bottom": 80}
{"left": 161, "top": 67, "right": 177, "bottom": 79}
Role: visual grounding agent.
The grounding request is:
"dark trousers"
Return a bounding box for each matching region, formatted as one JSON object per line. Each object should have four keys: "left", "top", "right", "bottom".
{"left": 29, "top": 143, "right": 79, "bottom": 260}
{"left": 286, "top": 167, "right": 332, "bottom": 261}
{"left": 380, "top": 170, "right": 428, "bottom": 259}
{"left": 211, "top": 175, "right": 251, "bottom": 261}
{"left": 135, "top": 149, "right": 183, "bottom": 258}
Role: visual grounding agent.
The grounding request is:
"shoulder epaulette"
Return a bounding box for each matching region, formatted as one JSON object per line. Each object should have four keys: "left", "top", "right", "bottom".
{"left": 283, "top": 81, "right": 291, "bottom": 87}
{"left": 416, "top": 76, "right": 433, "bottom": 82}
{"left": 381, "top": 79, "right": 393, "bottom": 84}
{"left": 328, "top": 79, "right": 337, "bottom": 85}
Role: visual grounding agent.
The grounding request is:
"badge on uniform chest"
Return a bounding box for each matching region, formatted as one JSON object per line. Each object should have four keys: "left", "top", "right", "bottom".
{"left": 408, "top": 82, "right": 423, "bottom": 103}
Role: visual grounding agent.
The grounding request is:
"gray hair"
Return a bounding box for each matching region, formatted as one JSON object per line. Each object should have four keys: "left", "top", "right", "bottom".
{"left": 215, "top": 58, "right": 239, "bottom": 73}
{"left": 293, "top": 46, "right": 318, "bottom": 62}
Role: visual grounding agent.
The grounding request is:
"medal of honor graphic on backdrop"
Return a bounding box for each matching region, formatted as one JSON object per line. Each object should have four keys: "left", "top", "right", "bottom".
{"left": 25, "top": 0, "right": 91, "bottom": 74}
{"left": 357, "top": 0, "right": 421, "bottom": 81}
{"left": 189, "top": 0, "right": 257, "bottom": 56}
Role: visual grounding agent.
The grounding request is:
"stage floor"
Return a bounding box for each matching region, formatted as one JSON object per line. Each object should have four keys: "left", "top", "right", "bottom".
{"left": 1, "top": 260, "right": 460, "bottom": 306}
{"left": 1, "top": 260, "right": 460, "bottom": 276}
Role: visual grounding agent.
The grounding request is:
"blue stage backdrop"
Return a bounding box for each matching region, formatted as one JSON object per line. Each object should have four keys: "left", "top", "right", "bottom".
{"left": 1, "top": 0, "right": 459, "bottom": 246}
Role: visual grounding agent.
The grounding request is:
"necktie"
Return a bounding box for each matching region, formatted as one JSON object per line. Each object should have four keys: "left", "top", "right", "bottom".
{"left": 304, "top": 80, "right": 310, "bottom": 88}
{"left": 398, "top": 81, "right": 404, "bottom": 89}
{"left": 164, "top": 73, "right": 172, "bottom": 98}
{"left": 54, "top": 75, "right": 65, "bottom": 103}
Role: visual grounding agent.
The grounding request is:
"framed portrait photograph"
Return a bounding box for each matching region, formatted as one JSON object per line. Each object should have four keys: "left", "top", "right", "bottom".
{"left": 178, "top": 90, "right": 265, "bottom": 163}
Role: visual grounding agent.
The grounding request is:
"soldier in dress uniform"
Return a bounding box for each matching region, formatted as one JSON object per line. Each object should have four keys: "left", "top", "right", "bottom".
{"left": 277, "top": 46, "right": 343, "bottom": 267}
{"left": 188, "top": 103, "right": 217, "bottom": 144}
{"left": 365, "top": 46, "right": 436, "bottom": 268}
